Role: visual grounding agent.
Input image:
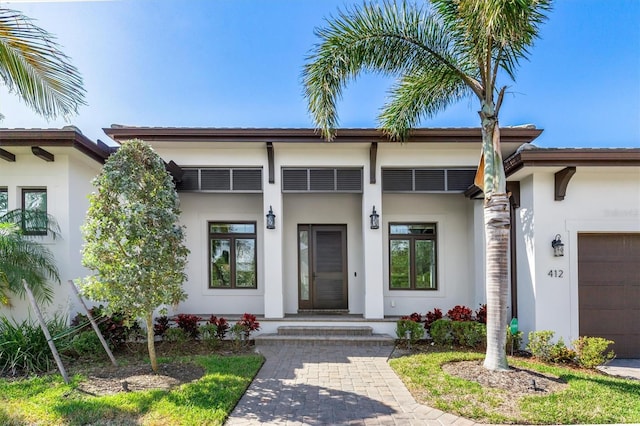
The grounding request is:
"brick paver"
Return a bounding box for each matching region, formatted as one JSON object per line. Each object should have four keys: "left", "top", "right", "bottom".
{"left": 225, "top": 344, "right": 471, "bottom": 425}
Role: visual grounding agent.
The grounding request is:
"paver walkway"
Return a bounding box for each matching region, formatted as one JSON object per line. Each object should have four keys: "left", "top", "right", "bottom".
{"left": 225, "top": 344, "right": 474, "bottom": 426}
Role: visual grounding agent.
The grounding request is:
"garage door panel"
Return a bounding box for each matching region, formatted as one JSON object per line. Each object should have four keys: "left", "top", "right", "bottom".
{"left": 578, "top": 264, "right": 640, "bottom": 284}
{"left": 578, "top": 286, "right": 626, "bottom": 310}
{"left": 578, "top": 233, "right": 640, "bottom": 358}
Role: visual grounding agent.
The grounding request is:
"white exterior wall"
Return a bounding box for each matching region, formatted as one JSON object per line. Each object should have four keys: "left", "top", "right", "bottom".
{"left": 0, "top": 148, "right": 103, "bottom": 322}
{"left": 515, "top": 166, "right": 640, "bottom": 345}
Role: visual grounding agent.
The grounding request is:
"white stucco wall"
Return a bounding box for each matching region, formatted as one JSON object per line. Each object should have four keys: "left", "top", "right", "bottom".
{"left": 515, "top": 166, "right": 640, "bottom": 345}
{"left": 0, "top": 148, "right": 103, "bottom": 322}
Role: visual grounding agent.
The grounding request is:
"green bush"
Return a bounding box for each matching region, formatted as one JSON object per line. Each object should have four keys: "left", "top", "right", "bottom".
{"left": 573, "top": 336, "right": 615, "bottom": 368}
{"left": 396, "top": 319, "right": 424, "bottom": 345}
{"left": 0, "top": 315, "right": 71, "bottom": 376}
{"left": 199, "top": 324, "right": 220, "bottom": 349}
{"left": 527, "top": 330, "right": 577, "bottom": 364}
{"left": 69, "top": 331, "right": 103, "bottom": 358}
{"left": 452, "top": 321, "right": 486, "bottom": 348}
{"left": 163, "top": 327, "right": 188, "bottom": 345}
{"left": 430, "top": 319, "right": 454, "bottom": 346}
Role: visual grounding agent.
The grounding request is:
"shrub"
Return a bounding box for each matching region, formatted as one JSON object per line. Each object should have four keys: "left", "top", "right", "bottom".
{"left": 175, "top": 314, "right": 201, "bottom": 339}
{"left": 447, "top": 305, "right": 473, "bottom": 321}
{"left": 163, "top": 327, "right": 188, "bottom": 345}
{"left": 198, "top": 324, "right": 220, "bottom": 349}
{"left": 573, "top": 336, "right": 615, "bottom": 368}
{"left": 71, "top": 305, "right": 139, "bottom": 349}
{"left": 69, "top": 331, "right": 103, "bottom": 358}
{"left": 527, "top": 330, "right": 576, "bottom": 363}
{"left": 451, "top": 321, "right": 486, "bottom": 348}
{"left": 424, "top": 308, "right": 443, "bottom": 332}
{"left": 236, "top": 313, "right": 260, "bottom": 340}
{"left": 401, "top": 312, "right": 422, "bottom": 323}
{"left": 0, "top": 315, "right": 71, "bottom": 376}
{"left": 154, "top": 316, "right": 171, "bottom": 337}
{"left": 430, "top": 319, "right": 454, "bottom": 346}
{"left": 396, "top": 319, "right": 424, "bottom": 345}
{"left": 527, "top": 330, "right": 555, "bottom": 361}
{"left": 475, "top": 304, "right": 487, "bottom": 324}
{"left": 208, "top": 315, "right": 229, "bottom": 340}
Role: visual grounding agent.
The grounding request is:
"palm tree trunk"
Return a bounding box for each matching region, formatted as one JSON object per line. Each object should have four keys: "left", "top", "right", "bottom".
{"left": 483, "top": 194, "right": 510, "bottom": 371}
{"left": 145, "top": 313, "right": 158, "bottom": 372}
{"left": 480, "top": 104, "right": 510, "bottom": 371}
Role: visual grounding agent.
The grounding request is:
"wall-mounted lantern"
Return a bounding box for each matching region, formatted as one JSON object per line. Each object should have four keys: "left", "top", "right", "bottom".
{"left": 370, "top": 206, "right": 380, "bottom": 229}
{"left": 266, "top": 206, "right": 276, "bottom": 229}
{"left": 551, "top": 234, "right": 564, "bottom": 257}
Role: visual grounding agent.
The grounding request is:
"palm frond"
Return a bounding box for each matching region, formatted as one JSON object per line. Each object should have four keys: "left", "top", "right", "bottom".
{"left": 0, "top": 208, "right": 60, "bottom": 239}
{"left": 379, "top": 65, "right": 472, "bottom": 141}
{"left": 303, "top": 0, "right": 480, "bottom": 140}
{"left": 0, "top": 8, "right": 86, "bottom": 120}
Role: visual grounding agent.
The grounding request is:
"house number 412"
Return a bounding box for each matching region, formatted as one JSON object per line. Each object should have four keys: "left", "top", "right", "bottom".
{"left": 548, "top": 269, "right": 564, "bottom": 278}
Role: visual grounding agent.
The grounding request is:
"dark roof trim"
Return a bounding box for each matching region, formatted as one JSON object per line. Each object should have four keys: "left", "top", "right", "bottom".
{"left": 104, "top": 126, "right": 543, "bottom": 145}
{"left": 505, "top": 148, "right": 640, "bottom": 176}
{"left": 0, "top": 128, "right": 111, "bottom": 163}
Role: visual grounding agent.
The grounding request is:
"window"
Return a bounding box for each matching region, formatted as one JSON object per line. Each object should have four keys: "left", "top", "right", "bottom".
{"left": 0, "top": 188, "right": 7, "bottom": 217}
{"left": 389, "top": 223, "right": 437, "bottom": 290}
{"left": 21, "top": 188, "right": 47, "bottom": 235}
{"left": 209, "top": 222, "right": 257, "bottom": 289}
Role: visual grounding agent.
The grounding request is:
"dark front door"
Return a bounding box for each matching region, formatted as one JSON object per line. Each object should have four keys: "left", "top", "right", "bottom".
{"left": 298, "top": 225, "right": 348, "bottom": 311}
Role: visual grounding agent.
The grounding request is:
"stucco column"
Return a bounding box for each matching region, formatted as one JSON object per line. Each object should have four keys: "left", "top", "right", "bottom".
{"left": 262, "top": 151, "right": 284, "bottom": 318}
{"left": 362, "top": 165, "right": 384, "bottom": 319}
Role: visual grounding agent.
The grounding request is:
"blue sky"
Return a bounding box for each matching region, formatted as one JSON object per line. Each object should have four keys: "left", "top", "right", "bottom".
{"left": 1, "top": 0, "right": 638, "bottom": 148}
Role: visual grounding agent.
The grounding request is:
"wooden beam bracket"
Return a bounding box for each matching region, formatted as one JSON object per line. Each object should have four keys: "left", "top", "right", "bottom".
{"left": 554, "top": 167, "right": 576, "bottom": 201}
{"left": 31, "top": 146, "right": 55, "bottom": 162}
{"left": 266, "top": 142, "right": 275, "bottom": 184}
{"left": 369, "top": 142, "right": 378, "bottom": 184}
{"left": 0, "top": 147, "right": 16, "bottom": 162}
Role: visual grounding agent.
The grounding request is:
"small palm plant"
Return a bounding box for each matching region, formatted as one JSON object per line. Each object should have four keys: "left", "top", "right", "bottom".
{"left": 0, "top": 209, "right": 60, "bottom": 306}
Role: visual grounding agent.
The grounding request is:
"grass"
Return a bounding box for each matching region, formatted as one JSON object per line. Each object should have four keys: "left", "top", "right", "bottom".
{"left": 389, "top": 350, "right": 640, "bottom": 424}
{"left": 0, "top": 354, "right": 263, "bottom": 426}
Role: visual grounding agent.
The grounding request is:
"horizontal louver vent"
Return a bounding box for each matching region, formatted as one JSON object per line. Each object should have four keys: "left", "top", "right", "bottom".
{"left": 382, "top": 168, "right": 476, "bottom": 193}
{"left": 282, "top": 168, "right": 362, "bottom": 193}
{"left": 177, "top": 168, "right": 262, "bottom": 192}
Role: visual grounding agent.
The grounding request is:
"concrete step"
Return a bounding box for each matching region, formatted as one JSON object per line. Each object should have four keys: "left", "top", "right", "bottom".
{"left": 276, "top": 325, "right": 374, "bottom": 336}
{"left": 254, "top": 333, "right": 395, "bottom": 347}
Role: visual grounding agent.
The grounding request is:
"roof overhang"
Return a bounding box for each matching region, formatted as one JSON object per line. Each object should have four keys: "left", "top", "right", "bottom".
{"left": 103, "top": 125, "right": 543, "bottom": 145}
{"left": 0, "top": 127, "right": 111, "bottom": 163}
{"left": 504, "top": 148, "right": 640, "bottom": 177}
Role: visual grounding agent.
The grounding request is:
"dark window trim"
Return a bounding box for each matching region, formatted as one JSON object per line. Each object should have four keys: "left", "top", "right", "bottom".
{"left": 0, "top": 187, "right": 7, "bottom": 216}
{"left": 21, "top": 188, "right": 47, "bottom": 236}
{"left": 388, "top": 222, "right": 438, "bottom": 290}
{"left": 208, "top": 221, "right": 258, "bottom": 289}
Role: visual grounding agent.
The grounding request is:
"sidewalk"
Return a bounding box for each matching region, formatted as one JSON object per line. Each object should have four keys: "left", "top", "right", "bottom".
{"left": 225, "top": 344, "right": 474, "bottom": 426}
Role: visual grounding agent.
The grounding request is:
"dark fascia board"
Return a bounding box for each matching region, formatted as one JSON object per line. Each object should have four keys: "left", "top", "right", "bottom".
{"left": 103, "top": 126, "right": 543, "bottom": 145}
{"left": 0, "top": 128, "right": 111, "bottom": 163}
{"left": 505, "top": 148, "right": 640, "bottom": 176}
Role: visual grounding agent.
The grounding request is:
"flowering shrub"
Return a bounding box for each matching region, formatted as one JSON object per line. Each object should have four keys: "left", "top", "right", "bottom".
{"left": 447, "top": 305, "right": 473, "bottom": 321}
{"left": 208, "top": 315, "right": 229, "bottom": 340}
{"left": 424, "top": 308, "right": 443, "bottom": 332}
{"left": 475, "top": 304, "right": 487, "bottom": 324}
{"left": 154, "top": 316, "right": 170, "bottom": 337}
{"left": 401, "top": 312, "right": 422, "bottom": 323}
{"left": 175, "top": 314, "right": 201, "bottom": 339}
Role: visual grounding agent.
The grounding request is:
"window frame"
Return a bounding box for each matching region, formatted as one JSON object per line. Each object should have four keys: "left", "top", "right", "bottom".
{"left": 208, "top": 221, "right": 258, "bottom": 289}
{"left": 21, "top": 188, "right": 48, "bottom": 236}
{"left": 0, "top": 187, "right": 7, "bottom": 217}
{"left": 388, "top": 222, "right": 438, "bottom": 290}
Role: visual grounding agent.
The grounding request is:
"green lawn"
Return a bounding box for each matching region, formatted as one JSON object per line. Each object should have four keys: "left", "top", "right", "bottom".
{"left": 0, "top": 354, "right": 263, "bottom": 426}
{"left": 389, "top": 350, "right": 640, "bottom": 424}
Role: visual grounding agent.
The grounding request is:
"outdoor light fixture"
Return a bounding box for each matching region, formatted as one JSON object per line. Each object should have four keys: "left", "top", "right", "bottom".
{"left": 370, "top": 206, "right": 380, "bottom": 229}
{"left": 551, "top": 234, "right": 564, "bottom": 257}
{"left": 266, "top": 206, "right": 276, "bottom": 229}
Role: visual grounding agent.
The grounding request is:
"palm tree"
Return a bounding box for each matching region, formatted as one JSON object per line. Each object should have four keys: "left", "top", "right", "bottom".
{"left": 304, "top": 0, "right": 551, "bottom": 370}
{"left": 0, "top": 7, "right": 86, "bottom": 119}
{"left": 0, "top": 209, "right": 61, "bottom": 306}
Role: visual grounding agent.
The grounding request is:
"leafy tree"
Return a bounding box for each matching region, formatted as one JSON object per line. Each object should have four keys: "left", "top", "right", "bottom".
{"left": 81, "top": 139, "right": 189, "bottom": 372}
{"left": 0, "top": 7, "right": 85, "bottom": 119}
{"left": 0, "top": 209, "right": 60, "bottom": 306}
{"left": 304, "top": 0, "right": 551, "bottom": 370}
